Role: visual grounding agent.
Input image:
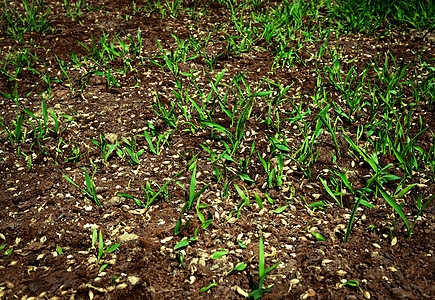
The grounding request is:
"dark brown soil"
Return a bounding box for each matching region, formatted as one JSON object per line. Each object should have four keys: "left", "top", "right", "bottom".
{"left": 0, "top": 1, "right": 434, "bottom": 299}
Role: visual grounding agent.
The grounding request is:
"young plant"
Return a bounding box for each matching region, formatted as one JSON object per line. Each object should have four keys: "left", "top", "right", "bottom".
{"left": 153, "top": 93, "right": 178, "bottom": 128}
{"left": 201, "top": 90, "right": 269, "bottom": 156}
{"left": 142, "top": 122, "right": 172, "bottom": 155}
{"left": 90, "top": 132, "right": 119, "bottom": 165}
{"left": 90, "top": 228, "right": 120, "bottom": 273}
{"left": 187, "top": 160, "right": 210, "bottom": 210}
{"left": 62, "top": 159, "right": 101, "bottom": 206}
{"left": 122, "top": 134, "right": 144, "bottom": 165}
{"left": 410, "top": 193, "right": 435, "bottom": 237}
{"left": 118, "top": 170, "right": 182, "bottom": 211}
{"left": 249, "top": 231, "right": 281, "bottom": 299}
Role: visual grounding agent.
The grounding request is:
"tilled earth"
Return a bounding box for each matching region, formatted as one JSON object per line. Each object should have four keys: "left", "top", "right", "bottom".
{"left": 0, "top": 1, "right": 434, "bottom": 299}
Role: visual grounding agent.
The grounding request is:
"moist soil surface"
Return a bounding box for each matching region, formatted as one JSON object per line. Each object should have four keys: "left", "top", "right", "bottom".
{"left": 0, "top": 1, "right": 434, "bottom": 299}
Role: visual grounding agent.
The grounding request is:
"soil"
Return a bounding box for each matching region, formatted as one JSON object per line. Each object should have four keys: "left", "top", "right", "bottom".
{"left": 0, "top": 1, "right": 434, "bottom": 299}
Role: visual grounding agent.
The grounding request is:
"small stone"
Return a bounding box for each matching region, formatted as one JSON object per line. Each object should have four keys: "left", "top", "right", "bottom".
{"left": 96, "top": 187, "right": 108, "bottom": 194}
{"left": 105, "top": 133, "right": 118, "bottom": 144}
{"left": 160, "top": 236, "right": 173, "bottom": 244}
{"left": 301, "top": 288, "right": 316, "bottom": 299}
{"left": 118, "top": 233, "right": 139, "bottom": 243}
{"left": 128, "top": 276, "right": 140, "bottom": 285}
{"left": 364, "top": 291, "right": 371, "bottom": 299}
{"left": 227, "top": 217, "right": 237, "bottom": 224}
{"left": 210, "top": 264, "right": 219, "bottom": 271}
{"left": 231, "top": 286, "right": 249, "bottom": 298}
{"left": 107, "top": 196, "right": 121, "bottom": 206}
{"left": 198, "top": 257, "right": 206, "bottom": 267}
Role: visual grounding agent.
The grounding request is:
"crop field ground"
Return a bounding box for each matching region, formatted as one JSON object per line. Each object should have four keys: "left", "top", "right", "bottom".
{"left": 0, "top": 0, "right": 434, "bottom": 299}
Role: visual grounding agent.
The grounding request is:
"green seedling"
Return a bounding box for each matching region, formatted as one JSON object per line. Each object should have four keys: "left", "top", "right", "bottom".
{"left": 122, "top": 134, "right": 144, "bottom": 165}
{"left": 0, "top": 112, "right": 24, "bottom": 148}
{"left": 55, "top": 55, "right": 74, "bottom": 93}
{"left": 142, "top": 122, "right": 173, "bottom": 155}
{"left": 174, "top": 202, "right": 190, "bottom": 236}
{"left": 118, "top": 170, "right": 182, "bottom": 211}
{"left": 249, "top": 231, "right": 281, "bottom": 299}
{"left": 174, "top": 225, "right": 200, "bottom": 250}
{"left": 238, "top": 240, "right": 247, "bottom": 249}
{"left": 270, "top": 206, "right": 287, "bottom": 214}
{"left": 306, "top": 221, "right": 326, "bottom": 241}
{"left": 64, "top": 0, "right": 94, "bottom": 22}
{"left": 258, "top": 151, "right": 286, "bottom": 189}
{"left": 90, "top": 228, "right": 120, "bottom": 270}
{"left": 56, "top": 244, "right": 64, "bottom": 255}
{"left": 64, "top": 142, "right": 86, "bottom": 164}
{"left": 308, "top": 200, "right": 329, "bottom": 212}
{"left": 226, "top": 262, "right": 247, "bottom": 276}
{"left": 319, "top": 177, "right": 343, "bottom": 208}
{"left": 342, "top": 280, "right": 364, "bottom": 294}
{"left": 410, "top": 193, "right": 434, "bottom": 237}
{"left": 196, "top": 195, "right": 213, "bottom": 229}
{"left": 234, "top": 184, "right": 250, "bottom": 208}
{"left": 254, "top": 192, "right": 263, "bottom": 210}
{"left": 153, "top": 93, "right": 178, "bottom": 128}
{"left": 344, "top": 187, "right": 374, "bottom": 243}
{"left": 211, "top": 248, "right": 228, "bottom": 259}
{"left": 188, "top": 160, "right": 210, "bottom": 210}
{"left": 200, "top": 281, "right": 218, "bottom": 293}
{"left": 62, "top": 159, "right": 100, "bottom": 206}
{"left": 90, "top": 132, "right": 119, "bottom": 164}
{"left": 201, "top": 90, "right": 272, "bottom": 156}
{"left": 2, "top": 0, "right": 52, "bottom": 42}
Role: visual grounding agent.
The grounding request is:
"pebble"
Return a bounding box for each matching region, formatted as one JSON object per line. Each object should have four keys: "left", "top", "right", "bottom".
{"left": 232, "top": 286, "right": 249, "bottom": 297}
{"left": 321, "top": 259, "right": 333, "bottom": 266}
{"left": 160, "top": 236, "right": 173, "bottom": 244}
{"left": 116, "top": 283, "right": 128, "bottom": 289}
{"left": 119, "top": 233, "right": 139, "bottom": 242}
{"left": 128, "top": 276, "right": 140, "bottom": 285}
{"left": 301, "top": 288, "right": 316, "bottom": 299}
{"left": 364, "top": 291, "right": 371, "bottom": 299}
{"left": 96, "top": 186, "right": 108, "bottom": 193}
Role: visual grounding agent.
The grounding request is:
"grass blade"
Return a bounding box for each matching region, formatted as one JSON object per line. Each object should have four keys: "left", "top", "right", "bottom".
{"left": 376, "top": 182, "right": 410, "bottom": 235}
